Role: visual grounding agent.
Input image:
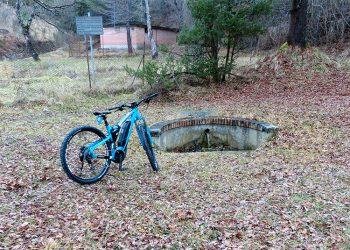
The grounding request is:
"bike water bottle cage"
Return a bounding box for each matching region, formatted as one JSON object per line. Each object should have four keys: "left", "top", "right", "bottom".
{"left": 95, "top": 116, "right": 104, "bottom": 126}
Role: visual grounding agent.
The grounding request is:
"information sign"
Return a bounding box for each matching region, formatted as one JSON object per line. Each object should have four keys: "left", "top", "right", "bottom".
{"left": 76, "top": 16, "right": 103, "bottom": 35}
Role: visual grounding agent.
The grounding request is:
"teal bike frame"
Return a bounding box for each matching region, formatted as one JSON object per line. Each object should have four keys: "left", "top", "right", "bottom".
{"left": 60, "top": 93, "right": 159, "bottom": 184}
{"left": 88, "top": 106, "right": 151, "bottom": 161}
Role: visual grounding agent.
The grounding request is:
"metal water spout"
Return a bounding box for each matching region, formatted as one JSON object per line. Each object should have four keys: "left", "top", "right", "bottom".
{"left": 204, "top": 129, "right": 211, "bottom": 148}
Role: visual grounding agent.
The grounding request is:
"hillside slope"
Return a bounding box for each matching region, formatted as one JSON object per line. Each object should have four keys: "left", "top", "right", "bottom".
{"left": 0, "top": 3, "right": 61, "bottom": 59}
{"left": 0, "top": 3, "right": 60, "bottom": 42}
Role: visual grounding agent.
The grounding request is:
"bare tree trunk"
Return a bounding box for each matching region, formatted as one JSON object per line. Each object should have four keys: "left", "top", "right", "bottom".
{"left": 16, "top": 0, "right": 39, "bottom": 61}
{"left": 222, "top": 36, "right": 232, "bottom": 82}
{"left": 126, "top": 0, "right": 133, "bottom": 54}
{"left": 126, "top": 23, "right": 133, "bottom": 54}
{"left": 287, "top": 0, "right": 308, "bottom": 47}
{"left": 144, "top": 0, "right": 158, "bottom": 59}
{"left": 23, "top": 29, "right": 39, "bottom": 61}
{"left": 113, "top": 0, "right": 116, "bottom": 28}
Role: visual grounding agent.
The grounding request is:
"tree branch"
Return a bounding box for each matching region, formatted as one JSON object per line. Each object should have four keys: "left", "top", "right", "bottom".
{"left": 35, "top": 14, "right": 70, "bottom": 35}
{"left": 32, "top": 0, "right": 76, "bottom": 14}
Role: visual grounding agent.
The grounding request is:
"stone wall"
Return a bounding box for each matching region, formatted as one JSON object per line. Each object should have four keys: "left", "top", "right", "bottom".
{"left": 150, "top": 117, "right": 278, "bottom": 152}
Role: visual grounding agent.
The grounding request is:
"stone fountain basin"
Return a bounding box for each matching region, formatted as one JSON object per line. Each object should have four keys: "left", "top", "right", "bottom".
{"left": 149, "top": 117, "right": 278, "bottom": 152}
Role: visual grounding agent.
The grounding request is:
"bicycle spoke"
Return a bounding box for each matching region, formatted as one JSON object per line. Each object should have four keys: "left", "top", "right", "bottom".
{"left": 64, "top": 130, "right": 109, "bottom": 180}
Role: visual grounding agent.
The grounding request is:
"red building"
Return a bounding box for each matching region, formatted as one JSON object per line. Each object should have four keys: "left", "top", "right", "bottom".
{"left": 100, "top": 26, "right": 178, "bottom": 50}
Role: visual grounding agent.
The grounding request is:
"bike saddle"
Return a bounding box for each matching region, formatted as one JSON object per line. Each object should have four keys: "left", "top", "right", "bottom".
{"left": 93, "top": 111, "right": 112, "bottom": 116}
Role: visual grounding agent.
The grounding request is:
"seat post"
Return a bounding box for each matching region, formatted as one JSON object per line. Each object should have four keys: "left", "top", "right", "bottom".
{"left": 102, "top": 116, "right": 109, "bottom": 127}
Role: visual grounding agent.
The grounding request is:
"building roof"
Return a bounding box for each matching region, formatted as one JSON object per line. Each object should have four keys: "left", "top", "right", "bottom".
{"left": 105, "top": 22, "right": 179, "bottom": 32}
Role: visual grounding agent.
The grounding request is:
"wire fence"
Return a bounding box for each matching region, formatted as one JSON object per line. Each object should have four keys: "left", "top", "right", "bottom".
{"left": 66, "top": 34, "right": 145, "bottom": 86}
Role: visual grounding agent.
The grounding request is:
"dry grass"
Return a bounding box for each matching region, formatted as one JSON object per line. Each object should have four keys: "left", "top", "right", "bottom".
{"left": 0, "top": 50, "right": 142, "bottom": 106}
{"left": 0, "top": 48, "right": 350, "bottom": 248}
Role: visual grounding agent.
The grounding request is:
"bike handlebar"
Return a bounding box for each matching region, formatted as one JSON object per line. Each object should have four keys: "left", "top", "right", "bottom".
{"left": 136, "top": 93, "right": 159, "bottom": 106}
{"left": 108, "top": 93, "right": 159, "bottom": 111}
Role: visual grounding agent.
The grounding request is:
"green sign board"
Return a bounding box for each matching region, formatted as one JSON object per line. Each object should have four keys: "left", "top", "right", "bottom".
{"left": 76, "top": 16, "right": 103, "bottom": 35}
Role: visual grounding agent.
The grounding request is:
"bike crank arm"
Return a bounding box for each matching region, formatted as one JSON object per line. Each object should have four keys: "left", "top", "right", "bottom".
{"left": 94, "top": 155, "right": 110, "bottom": 159}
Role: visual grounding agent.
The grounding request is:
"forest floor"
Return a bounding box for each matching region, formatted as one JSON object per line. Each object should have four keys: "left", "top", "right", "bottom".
{"left": 0, "top": 48, "right": 350, "bottom": 249}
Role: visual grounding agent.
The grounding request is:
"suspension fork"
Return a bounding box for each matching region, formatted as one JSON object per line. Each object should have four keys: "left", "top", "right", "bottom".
{"left": 136, "top": 117, "right": 153, "bottom": 146}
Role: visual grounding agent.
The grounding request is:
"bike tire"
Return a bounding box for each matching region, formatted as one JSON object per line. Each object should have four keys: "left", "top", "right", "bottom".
{"left": 60, "top": 126, "right": 111, "bottom": 184}
{"left": 138, "top": 124, "right": 159, "bottom": 172}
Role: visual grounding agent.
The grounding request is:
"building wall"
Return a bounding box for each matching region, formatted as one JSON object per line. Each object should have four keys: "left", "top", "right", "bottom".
{"left": 100, "top": 27, "right": 177, "bottom": 50}
{"left": 153, "top": 29, "right": 178, "bottom": 45}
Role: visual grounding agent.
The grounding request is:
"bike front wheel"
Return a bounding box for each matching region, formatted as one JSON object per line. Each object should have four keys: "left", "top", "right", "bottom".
{"left": 137, "top": 124, "right": 159, "bottom": 172}
{"left": 60, "top": 126, "right": 111, "bottom": 184}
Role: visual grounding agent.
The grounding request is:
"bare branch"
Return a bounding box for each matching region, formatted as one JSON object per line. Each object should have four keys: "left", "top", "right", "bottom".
{"left": 32, "top": 0, "right": 76, "bottom": 13}
{"left": 35, "top": 14, "right": 70, "bottom": 35}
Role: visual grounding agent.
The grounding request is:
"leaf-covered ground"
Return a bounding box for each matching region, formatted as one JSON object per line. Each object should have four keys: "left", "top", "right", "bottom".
{"left": 1, "top": 49, "right": 350, "bottom": 249}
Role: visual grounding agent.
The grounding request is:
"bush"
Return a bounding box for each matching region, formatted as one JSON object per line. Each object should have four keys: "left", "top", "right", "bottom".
{"left": 124, "top": 55, "right": 182, "bottom": 93}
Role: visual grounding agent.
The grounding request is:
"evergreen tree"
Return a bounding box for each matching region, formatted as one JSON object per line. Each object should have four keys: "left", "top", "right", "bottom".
{"left": 179, "top": 0, "right": 271, "bottom": 82}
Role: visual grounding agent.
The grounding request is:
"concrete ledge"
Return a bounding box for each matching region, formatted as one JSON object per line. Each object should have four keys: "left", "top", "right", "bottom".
{"left": 150, "top": 117, "right": 278, "bottom": 152}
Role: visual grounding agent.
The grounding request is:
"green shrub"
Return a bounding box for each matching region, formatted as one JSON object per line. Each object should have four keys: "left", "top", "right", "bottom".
{"left": 124, "top": 55, "right": 182, "bottom": 93}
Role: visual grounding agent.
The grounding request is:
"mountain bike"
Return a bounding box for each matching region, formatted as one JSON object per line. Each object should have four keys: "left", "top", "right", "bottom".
{"left": 60, "top": 93, "right": 159, "bottom": 184}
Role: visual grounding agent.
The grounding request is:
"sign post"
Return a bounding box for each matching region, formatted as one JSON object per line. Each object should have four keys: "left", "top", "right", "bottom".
{"left": 84, "top": 35, "right": 92, "bottom": 89}
{"left": 76, "top": 14, "right": 103, "bottom": 88}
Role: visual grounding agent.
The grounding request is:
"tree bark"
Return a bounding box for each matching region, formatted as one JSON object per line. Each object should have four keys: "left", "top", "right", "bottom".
{"left": 222, "top": 37, "right": 232, "bottom": 82}
{"left": 16, "top": 0, "right": 39, "bottom": 61}
{"left": 144, "top": 0, "right": 158, "bottom": 59}
{"left": 23, "top": 29, "right": 39, "bottom": 61}
{"left": 287, "top": 0, "right": 308, "bottom": 47}
{"left": 126, "top": 23, "right": 133, "bottom": 54}
{"left": 126, "top": 0, "right": 133, "bottom": 54}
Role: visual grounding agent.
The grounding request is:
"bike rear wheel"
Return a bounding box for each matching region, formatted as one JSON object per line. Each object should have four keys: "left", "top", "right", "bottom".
{"left": 60, "top": 126, "right": 111, "bottom": 184}
{"left": 137, "top": 124, "right": 159, "bottom": 172}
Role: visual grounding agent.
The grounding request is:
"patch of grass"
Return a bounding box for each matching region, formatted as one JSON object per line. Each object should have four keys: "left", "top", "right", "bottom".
{"left": 83, "top": 84, "right": 136, "bottom": 98}
{"left": 168, "top": 244, "right": 181, "bottom": 250}
{"left": 291, "top": 193, "right": 312, "bottom": 203}
{"left": 237, "top": 156, "right": 251, "bottom": 165}
{"left": 0, "top": 50, "right": 142, "bottom": 106}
